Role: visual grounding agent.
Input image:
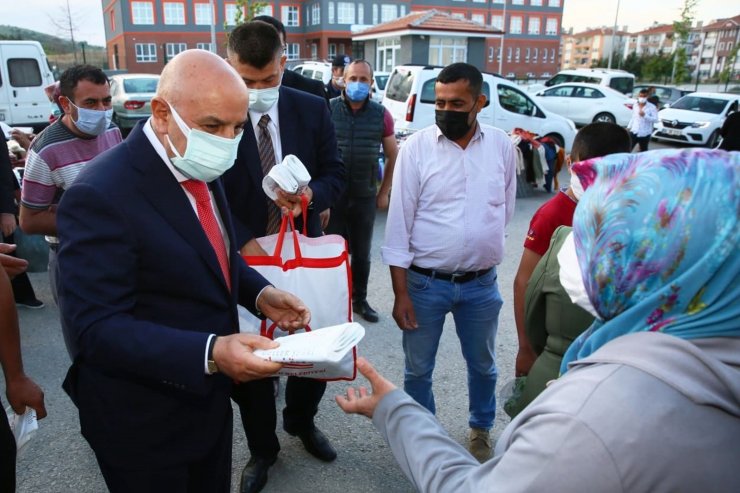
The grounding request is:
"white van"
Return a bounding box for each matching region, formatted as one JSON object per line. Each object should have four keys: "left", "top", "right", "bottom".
{"left": 383, "top": 64, "right": 576, "bottom": 151}
{"left": 0, "top": 41, "right": 55, "bottom": 129}
{"left": 292, "top": 61, "right": 332, "bottom": 85}
{"left": 530, "top": 68, "right": 635, "bottom": 95}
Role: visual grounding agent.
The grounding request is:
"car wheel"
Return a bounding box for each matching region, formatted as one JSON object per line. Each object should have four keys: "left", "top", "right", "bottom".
{"left": 593, "top": 112, "right": 616, "bottom": 124}
{"left": 544, "top": 133, "right": 564, "bottom": 148}
{"left": 706, "top": 129, "right": 720, "bottom": 148}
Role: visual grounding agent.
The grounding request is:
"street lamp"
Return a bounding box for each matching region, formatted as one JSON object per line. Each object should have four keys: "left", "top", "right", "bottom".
{"left": 498, "top": 0, "right": 507, "bottom": 75}
{"left": 607, "top": 0, "right": 621, "bottom": 69}
{"left": 210, "top": 0, "right": 216, "bottom": 53}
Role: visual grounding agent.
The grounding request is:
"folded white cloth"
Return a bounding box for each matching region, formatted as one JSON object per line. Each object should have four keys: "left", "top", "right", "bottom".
{"left": 255, "top": 322, "right": 365, "bottom": 363}
{"left": 262, "top": 154, "right": 312, "bottom": 200}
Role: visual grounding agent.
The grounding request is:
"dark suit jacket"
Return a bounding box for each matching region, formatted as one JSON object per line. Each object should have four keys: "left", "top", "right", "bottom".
{"left": 56, "top": 122, "right": 270, "bottom": 469}
{"left": 282, "top": 69, "right": 329, "bottom": 107}
{"left": 224, "top": 86, "right": 345, "bottom": 243}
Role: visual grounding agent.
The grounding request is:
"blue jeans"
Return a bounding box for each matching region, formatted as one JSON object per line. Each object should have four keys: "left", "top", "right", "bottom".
{"left": 403, "top": 268, "right": 503, "bottom": 430}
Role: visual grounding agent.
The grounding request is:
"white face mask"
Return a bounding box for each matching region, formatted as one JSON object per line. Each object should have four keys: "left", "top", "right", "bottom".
{"left": 165, "top": 103, "right": 243, "bottom": 182}
{"left": 638, "top": 97, "right": 647, "bottom": 104}
{"left": 570, "top": 171, "right": 585, "bottom": 200}
{"left": 557, "top": 231, "right": 600, "bottom": 319}
{"left": 249, "top": 84, "right": 280, "bottom": 113}
{"left": 69, "top": 101, "right": 113, "bottom": 136}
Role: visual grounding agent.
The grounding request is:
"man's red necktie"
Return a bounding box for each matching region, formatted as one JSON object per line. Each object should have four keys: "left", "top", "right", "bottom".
{"left": 181, "top": 180, "right": 231, "bottom": 290}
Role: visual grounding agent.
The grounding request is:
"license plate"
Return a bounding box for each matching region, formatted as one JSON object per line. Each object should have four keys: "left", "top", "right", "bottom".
{"left": 664, "top": 128, "right": 683, "bottom": 136}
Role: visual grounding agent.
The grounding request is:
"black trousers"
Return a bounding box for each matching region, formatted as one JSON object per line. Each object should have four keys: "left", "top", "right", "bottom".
{"left": 1, "top": 231, "right": 38, "bottom": 304}
{"left": 232, "top": 377, "right": 327, "bottom": 460}
{"left": 0, "top": 396, "right": 16, "bottom": 492}
{"left": 326, "top": 194, "right": 376, "bottom": 302}
{"left": 95, "top": 407, "right": 233, "bottom": 493}
{"left": 630, "top": 132, "right": 650, "bottom": 152}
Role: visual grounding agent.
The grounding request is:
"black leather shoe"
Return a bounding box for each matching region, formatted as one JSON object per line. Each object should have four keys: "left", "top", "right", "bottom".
{"left": 239, "top": 456, "right": 277, "bottom": 493}
{"left": 353, "top": 300, "right": 379, "bottom": 323}
{"left": 286, "top": 426, "right": 337, "bottom": 462}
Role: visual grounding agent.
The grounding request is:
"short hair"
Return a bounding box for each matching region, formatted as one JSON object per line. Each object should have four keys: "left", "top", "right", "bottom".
{"left": 332, "top": 54, "right": 351, "bottom": 68}
{"left": 638, "top": 88, "right": 649, "bottom": 96}
{"left": 719, "top": 111, "right": 740, "bottom": 151}
{"left": 571, "top": 122, "right": 631, "bottom": 162}
{"left": 59, "top": 65, "right": 108, "bottom": 101}
{"left": 252, "top": 15, "right": 286, "bottom": 41}
{"left": 227, "top": 21, "right": 282, "bottom": 69}
{"left": 436, "top": 63, "right": 482, "bottom": 98}
{"left": 346, "top": 59, "right": 373, "bottom": 78}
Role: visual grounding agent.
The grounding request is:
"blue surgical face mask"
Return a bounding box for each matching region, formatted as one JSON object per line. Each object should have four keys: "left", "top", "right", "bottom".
{"left": 69, "top": 101, "right": 113, "bottom": 136}
{"left": 345, "top": 81, "right": 370, "bottom": 102}
{"left": 165, "top": 103, "right": 243, "bottom": 182}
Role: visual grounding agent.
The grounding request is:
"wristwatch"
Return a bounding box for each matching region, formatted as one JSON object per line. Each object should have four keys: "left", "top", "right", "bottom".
{"left": 207, "top": 336, "right": 219, "bottom": 374}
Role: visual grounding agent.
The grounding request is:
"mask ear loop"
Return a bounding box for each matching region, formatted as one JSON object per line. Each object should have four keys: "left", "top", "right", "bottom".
{"left": 165, "top": 103, "right": 192, "bottom": 160}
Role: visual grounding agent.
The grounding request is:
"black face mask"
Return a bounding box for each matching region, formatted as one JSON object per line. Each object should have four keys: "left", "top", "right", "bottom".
{"left": 435, "top": 107, "right": 475, "bottom": 141}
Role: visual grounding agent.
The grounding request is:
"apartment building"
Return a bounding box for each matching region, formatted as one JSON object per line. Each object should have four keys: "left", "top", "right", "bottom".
{"left": 102, "top": 0, "right": 564, "bottom": 78}
{"left": 695, "top": 15, "right": 740, "bottom": 79}
{"left": 622, "top": 23, "right": 676, "bottom": 58}
{"left": 560, "top": 27, "right": 628, "bottom": 70}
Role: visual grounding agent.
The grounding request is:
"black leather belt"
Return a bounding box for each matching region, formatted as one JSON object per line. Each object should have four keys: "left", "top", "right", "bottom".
{"left": 409, "top": 264, "right": 493, "bottom": 283}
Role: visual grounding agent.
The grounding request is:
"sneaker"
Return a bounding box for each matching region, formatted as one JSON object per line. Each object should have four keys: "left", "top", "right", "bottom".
{"left": 16, "top": 299, "right": 44, "bottom": 309}
{"left": 468, "top": 428, "right": 492, "bottom": 463}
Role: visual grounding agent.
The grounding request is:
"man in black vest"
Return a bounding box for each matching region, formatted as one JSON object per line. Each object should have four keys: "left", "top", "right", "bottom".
{"left": 326, "top": 60, "right": 398, "bottom": 323}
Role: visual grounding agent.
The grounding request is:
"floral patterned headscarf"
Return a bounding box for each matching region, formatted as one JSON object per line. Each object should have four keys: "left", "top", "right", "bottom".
{"left": 560, "top": 148, "right": 739, "bottom": 373}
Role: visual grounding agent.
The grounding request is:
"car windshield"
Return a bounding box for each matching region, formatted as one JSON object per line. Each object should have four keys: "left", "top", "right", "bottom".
{"left": 123, "top": 78, "right": 158, "bottom": 94}
{"left": 375, "top": 75, "right": 389, "bottom": 91}
{"left": 670, "top": 96, "right": 728, "bottom": 114}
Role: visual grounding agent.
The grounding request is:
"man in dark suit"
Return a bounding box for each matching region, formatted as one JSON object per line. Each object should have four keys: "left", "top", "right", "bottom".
{"left": 223, "top": 21, "right": 345, "bottom": 493}
{"left": 252, "top": 15, "right": 329, "bottom": 107}
{"left": 56, "top": 49, "right": 311, "bottom": 493}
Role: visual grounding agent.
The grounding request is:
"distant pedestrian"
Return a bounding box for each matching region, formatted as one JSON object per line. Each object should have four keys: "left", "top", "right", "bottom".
{"left": 627, "top": 88, "right": 658, "bottom": 152}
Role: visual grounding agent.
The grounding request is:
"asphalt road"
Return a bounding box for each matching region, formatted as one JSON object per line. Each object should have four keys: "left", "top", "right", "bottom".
{"left": 7, "top": 143, "right": 676, "bottom": 492}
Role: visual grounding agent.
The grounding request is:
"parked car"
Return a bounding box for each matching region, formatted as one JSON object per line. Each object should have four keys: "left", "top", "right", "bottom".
{"left": 529, "top": 68, "right": 635, "bottom": 95}
{"left": 652, "top": 92, "right": 739, "bottom": 147}
{"left": 382, "top": 64, "right": 576, "bottom": 151}
{"left": 532, "top": 82, "right": 634, "bottom": 126}
{"left": 292, "top": 61, "right": 332, "bottom": 85}
{"left": 631, "top": 84, "right": 692, "bottom": 109}
{"left": 109, "top": 74, "right": 159, "bottom": 130}
{"left": 371, "top": 71, "right": 390, "bottom": 103}
{"left": 0, "top": 40, "right": 55, "bottom": 130}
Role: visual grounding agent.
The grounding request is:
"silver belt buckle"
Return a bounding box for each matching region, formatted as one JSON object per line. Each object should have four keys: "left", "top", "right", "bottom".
{"left": 450, "top": 271, "right": 465, "bottom": 282}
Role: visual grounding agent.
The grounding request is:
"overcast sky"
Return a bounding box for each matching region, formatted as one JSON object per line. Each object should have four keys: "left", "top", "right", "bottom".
{"left": 0, "top": 0, "right": 738, "bottom": 46}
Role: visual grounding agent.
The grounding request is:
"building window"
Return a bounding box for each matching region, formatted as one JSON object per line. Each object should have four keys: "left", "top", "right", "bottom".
{"left": 196, "top": 42, "right": 214, "bottom": 52}
{"left": 528, "top": 17, "right": 540, "bottom": 35}
{"left": 286, "top": 43, "right": 300, "bottom": 60}
{"left": 163, "top": 2, "right": 185, "bottom": 25}
{"left": 380, "top": 4, "right": 395, "bottom": 23}
{"left": 377, "top": 36, "right": 400, "bottom": 72}
{"left": 311, "top": 43, "right": 318, "bottom": 59}
{"left": 282, "top": 6, "right": 299, "bottom": 27}
{"left": 548, "top": 0, "right": 560, "bottom": 6}
{"left": 546, "top": 18, "right": 558, "bottom": 35}
{"left": 194, "top": 3, "right": 212, "bottom": 25}
{"left": 135, "top": 43, "right": 157, "bottom": 62}
{"left": 512, "top": 0, "right": 524, "bottom": 4}
{"left": 372, "top": 4, "right": 378, "bottom": 24}
{"left": 131, "top": 1, "right": 154, "bottom": 25}
{"left": 429, "top": 36, "right": 467, "bottom": 66}
{"left": 491, "top": 15, "right": 503, "bottom": 31}
{"left": 550, "top": 48, "right": 555, "bottom": 62}
{"left": 510, "top": 16, "right": 522, "bottom": 34}
{"left": 255, "top": 5, "right": 272, "bottom": 16}
{"left": 337, "top": 2, "right": 355, "bottom": 24}
{"left": 533, "top": 47, "right": 538, "bottom": 62}
{"left": 515, "top": 47, "right": 521, "bottom": 62}
{"left": 328, "top": 2, "right": 335, "bottom": 23}
{"left": 311, "top": 3, "right": 320, "bottom": 25}
{"left": 224, "top": 4, "right": 240, "bottom": 26}
{"left": 531, "top": 0, "right": 543, "bottom": 4}
{"left": 400, "top": 5, "right": 406, "bottom": 15}
{"left": 471, "top": 13, "right": 485, "bottom": 24}
{"left": 507, "top": 47, "right": 512, "bottom": 62}
{"left": 110, "top": 10, "right": 116, "bottom": 31}
{"left": 542, "top": 47, "right": 547, "bottom": 61}
{"left": 166, "top": 43, "right": 187, "bottom": 60}
{"left": 358, "top": 3, "right": 364, "bottom": 23}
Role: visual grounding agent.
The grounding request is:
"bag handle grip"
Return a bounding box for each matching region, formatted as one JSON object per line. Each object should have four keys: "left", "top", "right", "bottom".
{"left": 270, "top": 194, "right": 310, "bottom": 260}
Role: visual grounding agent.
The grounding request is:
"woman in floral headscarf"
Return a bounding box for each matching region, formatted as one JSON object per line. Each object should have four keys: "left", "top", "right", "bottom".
{"left": 336, "top": 148, "right": 740, "bottom": 493}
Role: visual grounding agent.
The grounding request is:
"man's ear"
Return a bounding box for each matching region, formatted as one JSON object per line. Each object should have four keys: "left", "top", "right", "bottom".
{"left": 150, "top": 97, "right": 169, "bottom": 133}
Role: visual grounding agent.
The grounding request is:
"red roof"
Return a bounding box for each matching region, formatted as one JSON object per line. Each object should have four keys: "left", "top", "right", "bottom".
{"left": 569, "top": 27, "right": 629, "bottom": 38}
{"left": 355, "top": 10, "right": 502, "bottom": 37}
{"left": 633, "top": 23, "right": 675, "bottom": 35}
{"left": 703, "top": 14, "right": 740, "bottom": 31}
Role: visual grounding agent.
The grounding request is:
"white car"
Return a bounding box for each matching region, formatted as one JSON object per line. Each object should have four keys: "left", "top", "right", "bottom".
{"left": 383, "top": 65, "right": 576, "bottom": 151}
{"left": 371, "top": 71, "right": 390, "bottom": 103}
{"left": 528, "top": 68, "right": 635, "bottom": 95}
{"left": 653, "top": 92, "right": 739, "bottom": 147}
{"left": 292, "top": 61, "right": 332, "bottom": 85}
{"left": 532, "top": 83, "right": 634, "bottom": 126}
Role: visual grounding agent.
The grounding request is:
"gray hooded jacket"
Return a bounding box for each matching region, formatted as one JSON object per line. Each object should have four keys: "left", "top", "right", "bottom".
{"left": 373, "top": 332, "right": 740, "bottom": 492}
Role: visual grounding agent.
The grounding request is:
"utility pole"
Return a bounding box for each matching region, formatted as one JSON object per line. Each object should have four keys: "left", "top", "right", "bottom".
{"left": 209, "top": 0, "right": 216, "bottom": 52}
{"left": 608, "top": 0, "right": 621, "bottom": 69}
{"left": 498, "top": 0, "right": 507, "bottom": 75}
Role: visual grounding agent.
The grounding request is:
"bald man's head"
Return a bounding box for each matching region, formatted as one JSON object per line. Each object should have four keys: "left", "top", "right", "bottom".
{"left": 150, "top": 49, "right": 249, "bottom": 159}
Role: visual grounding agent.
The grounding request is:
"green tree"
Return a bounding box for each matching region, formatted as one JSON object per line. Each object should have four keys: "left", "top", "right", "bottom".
{"left": 719, "top": 43, "right": 739, "bottom": 87}
{"left": 229, "top": 0, "right": 268, "bottom": 26}
{"left": 672, "top": 0, "right": 698, "bottom": 83}
{"left": 622, "top": 52, "right": 645, "bottom": 78}
{"left": 643, "top": 52, "right": 674, "bottom": 82}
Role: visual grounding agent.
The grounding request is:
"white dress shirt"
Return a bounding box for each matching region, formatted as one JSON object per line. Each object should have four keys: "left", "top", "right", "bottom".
{"left": 381, "top": 123, "right": 517, "bottom": 272}
{"left": 249, "top": 102, "right": 283, "bottom": 165}
{"left": 627, "top": 102, "right": 658, "bottom": 137}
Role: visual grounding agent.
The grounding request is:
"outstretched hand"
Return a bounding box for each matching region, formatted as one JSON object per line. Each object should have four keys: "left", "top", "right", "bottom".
{"left": 256, "top": 286, "right": 311, "bottom": 332}
{"left": 335, "top": 358, "right": 397, "bottom": 418}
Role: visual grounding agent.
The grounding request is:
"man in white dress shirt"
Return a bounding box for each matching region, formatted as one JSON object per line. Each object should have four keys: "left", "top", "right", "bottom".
{"left": 381, "top": 63, "right": 516, "bottom": 463}
{"left": 627, "top": 88, "right": 658, "bottom": 152}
